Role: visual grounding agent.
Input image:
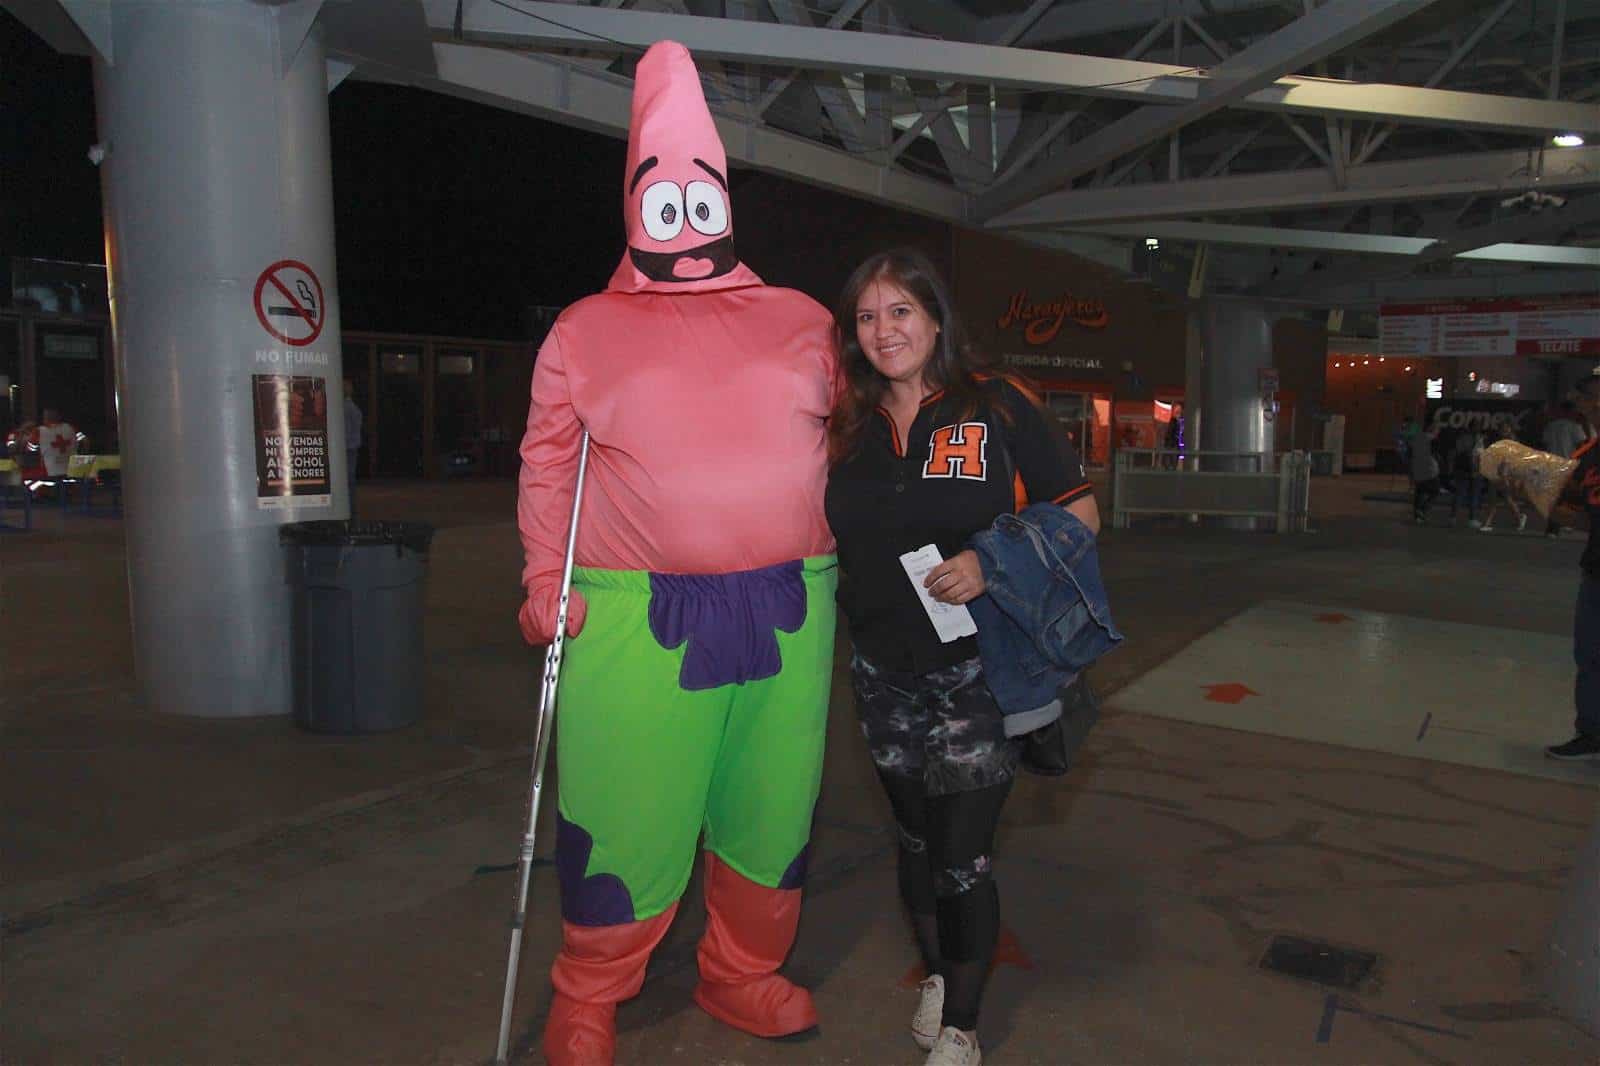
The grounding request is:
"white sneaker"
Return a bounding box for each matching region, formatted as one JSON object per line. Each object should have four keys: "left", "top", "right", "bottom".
{"left": 911, "top": 974, "right": 944, "bottom": 1050}
{"left": 1517, "top": 514, "right": 1529, "bottom": 532}
{"left": 925, "top": 1026, "right": 982, "bottom": 1066}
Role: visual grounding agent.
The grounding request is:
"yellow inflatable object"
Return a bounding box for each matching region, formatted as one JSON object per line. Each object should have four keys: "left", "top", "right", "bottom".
{"left": 1477, "top": 439, "right": 1579, "bottom": 518}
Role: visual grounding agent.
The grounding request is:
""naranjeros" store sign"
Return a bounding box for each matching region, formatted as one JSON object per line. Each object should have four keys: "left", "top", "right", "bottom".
{"left": 997, "top": 290, "right": 1110, "bottom": 345}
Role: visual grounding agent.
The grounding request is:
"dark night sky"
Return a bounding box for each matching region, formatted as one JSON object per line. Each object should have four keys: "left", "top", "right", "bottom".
{"left": 2, "top": 10, "right": 948, "bottom": 340}
{"left": 3, "top": 13, "right": 104, "bottom": 266}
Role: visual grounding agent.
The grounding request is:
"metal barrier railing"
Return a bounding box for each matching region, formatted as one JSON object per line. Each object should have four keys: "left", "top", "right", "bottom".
{"left": 1112, "top": 449, "right": 1311, "bottom": 532}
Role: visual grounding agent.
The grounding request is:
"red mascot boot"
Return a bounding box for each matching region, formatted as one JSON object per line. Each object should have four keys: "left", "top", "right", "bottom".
{"left": 543, "top": 906, "right": 676, "bottom": 1066}
{"left": 692, "top": 853, "right": 818, "bottom": 1038}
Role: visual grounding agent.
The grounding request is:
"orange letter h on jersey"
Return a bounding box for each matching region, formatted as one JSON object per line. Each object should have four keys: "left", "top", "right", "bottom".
{"left": 924, "top": 423, "right": 988, "bottom": 480}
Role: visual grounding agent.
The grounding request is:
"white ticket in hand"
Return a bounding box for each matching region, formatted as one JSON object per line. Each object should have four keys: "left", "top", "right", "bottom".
{"left": 898, "top": 544, "right": 978, "bottom": 643}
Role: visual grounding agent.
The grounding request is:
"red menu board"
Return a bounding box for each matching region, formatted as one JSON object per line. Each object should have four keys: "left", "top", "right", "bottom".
{"left": 1379, "top": 295, "right": 1600, "bottom": 357}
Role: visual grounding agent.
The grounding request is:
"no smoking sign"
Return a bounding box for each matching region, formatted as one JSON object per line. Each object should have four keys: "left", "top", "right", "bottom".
{"left": 253, "top": 260, "right": 325, "bottom": 347}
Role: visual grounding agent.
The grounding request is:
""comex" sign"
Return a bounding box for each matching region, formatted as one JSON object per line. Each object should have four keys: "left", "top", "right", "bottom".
{"left": 1429, "top": 405, "right": 1530, "bottom": 434}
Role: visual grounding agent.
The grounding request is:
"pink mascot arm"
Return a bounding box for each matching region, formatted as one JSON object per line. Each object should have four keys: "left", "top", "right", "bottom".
{"left": 516, "top": 326, "right": 588, "bottom": 646}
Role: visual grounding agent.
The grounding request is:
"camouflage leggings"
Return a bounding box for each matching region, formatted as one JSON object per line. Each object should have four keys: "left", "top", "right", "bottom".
{"left": 850, "top": 652, "right": 1021, "bottom": 797}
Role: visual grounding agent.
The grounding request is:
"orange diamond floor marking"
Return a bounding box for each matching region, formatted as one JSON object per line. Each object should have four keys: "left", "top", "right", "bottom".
{"left": 1316, "top": 612, "right": 1353, "bottom": 624}
{"left": 1203, "top": 682, "right": 1260, "bottom": 704}
{"left": 992, "top": 923, "right": 1036, "bottom": 971}
{"left": 897, "top": 924, "right": 1036, "bottom": 987}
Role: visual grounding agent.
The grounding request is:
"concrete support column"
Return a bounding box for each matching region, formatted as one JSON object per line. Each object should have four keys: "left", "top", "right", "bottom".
{"left": 93, "top": 1, "right": 346, "bottom": 717}
{"left": 1200, "top": 298, "right": 1275, "bottom": 530}
{"left": 1200, "top": 298, "right": 1274, "bottom": 466}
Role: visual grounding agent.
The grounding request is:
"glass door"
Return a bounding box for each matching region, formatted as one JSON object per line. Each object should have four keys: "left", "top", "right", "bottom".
{"left": 34, "top": 323, "right": 110, "bottom": 451}
{"left": 376, "top": 345, "right": 424, "bottom": 476}
{"left": 0, "top": 315, "right": 19, "bottom": 445}
{"left": 434, "top": 347, "right": 479, "bottom": 475}
{"left": 1045, "top": 391, "right": 1091, "bottom": 466}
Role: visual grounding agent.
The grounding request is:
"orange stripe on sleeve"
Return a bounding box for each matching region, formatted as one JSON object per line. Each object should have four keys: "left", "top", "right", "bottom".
{"left": 1054, "top": 482, "right": 1094, "bottom": 505}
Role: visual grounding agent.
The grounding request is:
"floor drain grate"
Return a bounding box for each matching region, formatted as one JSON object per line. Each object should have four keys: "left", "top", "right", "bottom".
{"left": 1259, "top": 934, "right": 1378, "bottom": 990}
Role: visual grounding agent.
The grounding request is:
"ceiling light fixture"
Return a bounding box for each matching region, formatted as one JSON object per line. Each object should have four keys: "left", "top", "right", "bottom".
{"left": 1553, "top": 133, "right": 1585, "bottom": 148}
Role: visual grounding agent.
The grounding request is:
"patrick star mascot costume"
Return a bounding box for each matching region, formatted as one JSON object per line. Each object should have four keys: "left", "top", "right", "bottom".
{"left": 516, "top": 41, "right": 838, "bottom": 1066}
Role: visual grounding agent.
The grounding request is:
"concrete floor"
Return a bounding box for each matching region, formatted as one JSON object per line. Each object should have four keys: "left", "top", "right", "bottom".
{"left": 3, "top": 474, "right": 1598, "bottom": 1065}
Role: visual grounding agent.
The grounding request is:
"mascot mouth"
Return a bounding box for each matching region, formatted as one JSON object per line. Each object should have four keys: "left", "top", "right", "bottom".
{"left": 629, "top": 236, "right": 739, "bottom": 283}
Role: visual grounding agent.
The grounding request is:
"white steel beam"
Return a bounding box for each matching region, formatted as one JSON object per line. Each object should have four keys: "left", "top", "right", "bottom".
{"left": 1251, "top": 193, "right": 1600, "bottom": 295}
{"left": 882, "top": 0, "right": 976, "bottom": 43}
{"left": 755, "top": 0, "right": 870, "bottom": 117}
{"left": 1285, "top": 269, "right": 1600, "bottom": 308}
{"left": 976, "top": 0, "right": 1438, "bottom": 218}
{"left": 989, "top": 146, "right": 1600, "bottom": 228}
{"left": 1353, "top": 0, "right": 1517, "bottom": 165}
{"left": 981, "top": 0, "right": 1282, "bottom": 48}
{"left": 991, "top": 16, "right": 1171, "bottom": 185}
{"left": 1413, "top": 193, "right": 1600, "bottom": 262}
{"left": 1068, "top": 220, "right": 1600, "bottom": 267}
{"left": 396, "top": 42, "right": 967, "bottom": 220}
{"left": 424, "top": 2, "right": 1600, "bottom": 138}
{"left": 908, "top": 78, "right": 988, "bottom": 189}
{"left": 978, "top": 0, "right": 1057, "bottom": 48}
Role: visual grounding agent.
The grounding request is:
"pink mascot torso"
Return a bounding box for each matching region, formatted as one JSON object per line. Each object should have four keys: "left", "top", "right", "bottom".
{"left": 515, "top": 41, "right": 839, "bottom": 1066}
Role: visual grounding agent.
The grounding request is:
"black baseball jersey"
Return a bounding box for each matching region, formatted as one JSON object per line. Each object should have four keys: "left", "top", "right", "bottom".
{"left": 825, "top": 376, "right": 1092, "bottom": 674}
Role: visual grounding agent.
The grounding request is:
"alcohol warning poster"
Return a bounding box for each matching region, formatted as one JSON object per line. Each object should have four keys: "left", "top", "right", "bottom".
{"left": 253, "top": 374, "right": 332, "bottom": 508}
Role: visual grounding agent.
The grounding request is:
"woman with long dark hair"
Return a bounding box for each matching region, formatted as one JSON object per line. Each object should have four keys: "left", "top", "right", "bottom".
{"left": 824, "top": 249, "right": 1100, "bottom": 1065}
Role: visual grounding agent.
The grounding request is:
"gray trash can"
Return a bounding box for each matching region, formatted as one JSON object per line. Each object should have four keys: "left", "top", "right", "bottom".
{"left": 281, "top": 520, "right": 435, "bottom": 734}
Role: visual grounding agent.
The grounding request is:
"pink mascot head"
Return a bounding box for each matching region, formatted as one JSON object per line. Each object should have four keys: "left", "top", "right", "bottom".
{"left": 607, "top": 40, "right": 760, "bottom": 294}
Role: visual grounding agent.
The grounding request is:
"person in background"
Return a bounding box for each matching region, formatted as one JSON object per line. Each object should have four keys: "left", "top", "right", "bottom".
{"left": 1395, "top": 415, "right": 1416, "bottom": 478}
{"left": 1543, "top": 399, "right": 1592, "bottom": 537}
{"left": 1546, "top": 375, "right": 1600, "bottom": 762}
{"left": 5, "top": 418, "right": 44, "bottom": 500}
{"left": 343, "top": 380, "right": 363, "bottom": 514}
{"left": 31, "top": 408, "right": 84, "bottom": 495}
{"left": 1162, "top": 404, "right": 1183, "bottom": 469}
{"left": 1449, "top": 427, "right": 1484, "bottom": 526}
{"left": 825, "top": 248, "right": 1098, "bottom": 1066}
{"left": 1408, "top": 422, "right": 1441, "bottom": 524}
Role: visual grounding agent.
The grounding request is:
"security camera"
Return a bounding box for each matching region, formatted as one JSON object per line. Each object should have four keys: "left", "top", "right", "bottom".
{"left": 87, "top": 143, "right": 107, "bottom": 166}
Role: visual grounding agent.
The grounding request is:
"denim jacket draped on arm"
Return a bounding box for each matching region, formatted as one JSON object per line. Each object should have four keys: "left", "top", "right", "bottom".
{"left": 968, "top": 503, "right": 1123, "bottom": 735}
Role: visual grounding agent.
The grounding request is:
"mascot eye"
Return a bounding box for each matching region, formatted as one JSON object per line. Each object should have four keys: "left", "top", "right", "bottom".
{"left": 640, "top": 181, "right": 685, "bottom": 241}
{"left": 684, "top": 181, "right": 729, "bottom": 236}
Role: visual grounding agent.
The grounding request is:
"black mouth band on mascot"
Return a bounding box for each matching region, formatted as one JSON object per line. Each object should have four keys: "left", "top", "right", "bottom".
{"left": 629, "top": 235, "right": 740, "bottom": 283}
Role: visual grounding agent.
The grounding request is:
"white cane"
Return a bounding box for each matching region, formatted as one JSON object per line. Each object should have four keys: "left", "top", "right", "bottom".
{"left": 496, "top": 430, "right": 591, "bottom": 1065}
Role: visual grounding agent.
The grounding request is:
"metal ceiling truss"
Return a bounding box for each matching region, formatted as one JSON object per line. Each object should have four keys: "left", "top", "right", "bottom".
{"left": 395, "top": 0, "right": 1600, "bottom": 303}
{"left": 17, "top": 0, "right": 1599, "bottom": 304}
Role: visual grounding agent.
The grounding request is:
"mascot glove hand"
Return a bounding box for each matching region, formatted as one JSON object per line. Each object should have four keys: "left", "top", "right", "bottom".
{"left": 518, "top": 584, "right": 588, "bottom": 646}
